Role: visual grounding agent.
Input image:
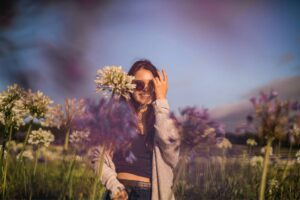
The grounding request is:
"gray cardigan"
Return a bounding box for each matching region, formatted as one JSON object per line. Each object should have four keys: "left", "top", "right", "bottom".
{"left": 90, "top": 99, "right": 181, "bottom": 200}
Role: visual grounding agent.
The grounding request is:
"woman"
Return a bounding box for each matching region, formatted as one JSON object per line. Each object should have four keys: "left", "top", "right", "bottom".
{"left": 90, "top": 59, "right": 180, "bottom": 200}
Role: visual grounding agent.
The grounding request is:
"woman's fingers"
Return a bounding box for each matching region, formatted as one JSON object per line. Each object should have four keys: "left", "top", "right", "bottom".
{"left": 153, "top": 77, "right": 160, "bottom": 85}
{"left": 157, "top": 70, "right": 163, "bottom": 81}
{"left": 162, "top": 68, "right": 168, "bottom": 82}
{"left": 112, "top": 190, "right": 128, "bottom": 200}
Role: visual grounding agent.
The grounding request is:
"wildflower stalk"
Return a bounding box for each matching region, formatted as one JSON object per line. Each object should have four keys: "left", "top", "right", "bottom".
{"left": 33, "top": 148, "right": 40, "bottom": 176}
{"left": 19, "top": 120, "right": 33, "bottom": 158}
{"left": 59, "top": 153, "right": 77, "bottom": 200}
{"left": 90, "top": 146, "right": 106, "bottom": 200}
{"left": 221, "top": 149, "right": 227, "bottom": 181}
{"left": 63, "top": 127, "right": 71, "bottom": 152}
{"left": 280, "top": 142, "right": 293, "bottom": 182}
{"left": 259, "top": 137, "right": 273, "bottom": 200}
{"left": 168, "top": 149, "right": 188, "bottom": 200}
{"left": 2, "top": 125, "right": 13, "bottom": 200}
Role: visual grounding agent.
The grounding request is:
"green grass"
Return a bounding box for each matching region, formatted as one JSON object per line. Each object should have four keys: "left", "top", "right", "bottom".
{"left": 1, "top": 144, "right": 300, "bottom": 200}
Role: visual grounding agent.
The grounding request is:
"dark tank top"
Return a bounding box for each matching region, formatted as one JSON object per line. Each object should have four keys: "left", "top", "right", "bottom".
{"left": 113, "top": 133, "right": 153, "bottom": 178}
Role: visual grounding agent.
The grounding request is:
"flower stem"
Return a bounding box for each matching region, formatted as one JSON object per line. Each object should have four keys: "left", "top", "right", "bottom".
{"left": 59, "top": 153, "right": 77, "bottom": 200}
{"left": 33, "top": 148, "right": 40, "bottom": 176}
{"left": 63, "top": 127, "right": 71, "bottom": 152}
{"left": 280, "top": 142, "right": 293, "bottom": 182}
{"left": 259, "top": 138, "right": 273, "bottom": 200}
{"left": 168, "top": 151, "right": 187, "bottom": 200}
{"left": 19, "top": 121, "right": 33, "bottom": 159}
{"left": 2, "top": 125, "right": 13, "bottom": 200}
{"left": 90, "top": 146, "right": 106, "bottom": 200}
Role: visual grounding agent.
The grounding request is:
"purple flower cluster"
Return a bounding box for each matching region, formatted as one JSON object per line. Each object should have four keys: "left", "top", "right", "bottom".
{"left": 288, "top": 101, "right": 300, "bottom": 144}
{"left": 171, "top": 106, "right": 225, "bottom": 153}
{"left": 291, "top": 101, "right": 300, "bottom": 112}
{"left": 248, "top": 89, "right": 298, "bottom": 141}
{"left": 74, "top": 98, "right": 138, "bottom": 151}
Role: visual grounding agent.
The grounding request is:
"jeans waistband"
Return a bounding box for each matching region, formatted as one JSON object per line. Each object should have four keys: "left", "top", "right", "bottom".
{"left": 119, "top": 179, "right": 151, "bottom": 189}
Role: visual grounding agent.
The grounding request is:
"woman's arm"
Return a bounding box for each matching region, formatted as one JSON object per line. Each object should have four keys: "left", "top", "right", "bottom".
{"left": 89, "top": 146, "right": 125, "bottom": 198}
{"left": 152, "top": 99, "right": 181, "bottom": 169}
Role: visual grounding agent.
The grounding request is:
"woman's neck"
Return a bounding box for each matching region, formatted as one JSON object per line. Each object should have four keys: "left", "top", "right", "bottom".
{"left": 137, "top": 104, "right": 148, "bottom": 135}
{"left": 137, "top": 104, "right": 148, "bottom": 114}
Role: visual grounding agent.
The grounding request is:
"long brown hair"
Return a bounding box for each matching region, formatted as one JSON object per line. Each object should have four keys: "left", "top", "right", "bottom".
{"left": 127, "top": 59, "right": 159, "bottom": 149}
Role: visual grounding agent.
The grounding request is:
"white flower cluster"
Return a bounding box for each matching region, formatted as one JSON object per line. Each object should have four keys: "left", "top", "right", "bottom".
{"left": 268, "top": 179, "right": 279, "bottom": 195}
{"left": 17, "top": 149, "right": 34, "bottom": 161}
{"left": 23, "top": 90, "right": 54, "bottom": 121}
{"left": 216, "top": 137, "right": 232, "bottom": 149}
{"left": 250, "top": 156, "right": 264, "bottom": 167}
{"left": 40, "top": 147, "right": 61, "bottom": 161}
{"left": 41, "top": 104, "right": 63, "bottom": 128}
{"left": 69, "top": 130, "right": 90, "bottom": 144}
{"left": 94, "top": 66, "right": 136, "bottom": 100}
{"left": 28, "top": 128, "right": 55, "bottom": 147}
{"left": 296, "top": 150, "right": 300, "bottom": 164}
{"left": 63, "top": 98, "right": 86, "bottom": 125}
{"left": 246, "top": 139, "right": 258, "bottom": 147}
{"left": 42, "top": 98, "right": 86, "bottom": 129}
{"left": 291, "top": 124, "right": 300, "bottom": 137}
{"left": 0, "top": 84, "right": 28, "bottom": 128}
{"left": 261, "top": 146, "right": 273, "bottom": 156}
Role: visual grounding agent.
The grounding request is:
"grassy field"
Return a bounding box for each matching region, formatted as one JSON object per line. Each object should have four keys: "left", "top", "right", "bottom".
{"left": 1, "top": 143, "right": 300, "bottom": 200}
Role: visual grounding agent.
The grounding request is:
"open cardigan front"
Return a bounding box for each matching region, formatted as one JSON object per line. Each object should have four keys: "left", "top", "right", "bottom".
{"left": 90, "top": 99, "right": 181, "bottom": 200}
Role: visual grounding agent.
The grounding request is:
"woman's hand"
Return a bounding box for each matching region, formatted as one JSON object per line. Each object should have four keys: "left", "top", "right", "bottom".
{"left": 112, "top": 189, "right": 128, "bottom": 200}
{"left": 153, "top": 69, "right": 168, "bottom": 100}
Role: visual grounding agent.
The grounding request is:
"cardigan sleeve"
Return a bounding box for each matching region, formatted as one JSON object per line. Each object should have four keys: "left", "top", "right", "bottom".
{"left": 89, "top": 146, "right": 125, "bottom": 198}
{"left": 152, "top": 99, "right": 181, "bottom": 169}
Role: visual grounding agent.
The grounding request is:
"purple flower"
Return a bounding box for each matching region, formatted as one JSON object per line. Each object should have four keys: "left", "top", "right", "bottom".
{"left": 291, "top": 101, "right": 300, "bottom": 111}
{"left": 173, "top": 106, "right": 225, "bottom": 153}
{"left": 269, "top": 89, "right": 278, "bottom": 100}
{"left": 259, "top": 91, "right": 269, "bottom": 104}
{"left": 250, "top": 97, "right": 257, "bottom": 107}
{"left": 74, "top": 98, "right": 138, "bottom": 151}
{"left": 246, "top": 90, "right": 295, "bottom": 140}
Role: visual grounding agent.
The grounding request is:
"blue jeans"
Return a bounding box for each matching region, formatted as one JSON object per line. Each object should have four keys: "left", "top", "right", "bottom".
{"left": 105, "top": 186, "right": 151, "bottom": 200}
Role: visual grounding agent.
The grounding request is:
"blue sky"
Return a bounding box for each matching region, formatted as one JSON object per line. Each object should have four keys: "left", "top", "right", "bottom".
{"left": 0, "top": 0, "right": 299, "bottom": 110}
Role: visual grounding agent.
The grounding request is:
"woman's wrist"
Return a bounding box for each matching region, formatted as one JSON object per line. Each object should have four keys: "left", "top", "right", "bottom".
{"left": 152, "top": 99, "right": 169, "bottom": 111}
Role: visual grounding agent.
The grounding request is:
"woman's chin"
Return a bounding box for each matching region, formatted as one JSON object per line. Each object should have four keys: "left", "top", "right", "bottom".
{"left": 137, "top": 97, "right": 152, "bottom": 105}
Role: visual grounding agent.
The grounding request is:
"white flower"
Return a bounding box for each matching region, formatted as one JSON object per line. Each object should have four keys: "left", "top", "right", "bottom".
{"left": 6, "top": 140, "right": 18, "bottom": 152}
{"left": 250, "top": 156, "right": 264, "bottom": 167}
{"left": 0, "top": 145, "right": 7, "bottom": 159}
{"left": 261, "top": 146, "right": 273, "bottom": 156}
{"left": 268, "top": 179, "right": 279, "bottom": 195}
{"left": 23, "top": 90, "right": 54, "bottom": 121}
{"left": 216, "top": 137, "right": 232, "bottom": 149}
{"left": 296, "top": 150, "right": 300, "bottom": 164}
{"left": 11, "top": 99, "right": 28, "bottom": 127}
{"left": 40, "top": 147, "right": 61, "bottom": 161}
{"left": 75, "top": 155, "right": 83, "bottom": 162}
{"left": 69, "top": 130, "right": 90, "bottom": 144}
{"left": 291, "top": 124, "right": 300, "bottom": 137}
{"left": 41, "top": 98, "right": 86, "bottom": 129}
{"left": 17, "top": 149, "right": 34, "bottom": 161}
{"left": 28, "top": 128, "right": 55, "bottom": 147}
{"left": 94, "top": 66, "right": 136, "bottom": 100}
{"left": 0, "top": 84, "right": 28, "bottom": 128}
{"left": 246, "top": 139, "right": 258, "bottom": 147}
{"left": 41, "top": 104, "right": 63, "bottom": 128}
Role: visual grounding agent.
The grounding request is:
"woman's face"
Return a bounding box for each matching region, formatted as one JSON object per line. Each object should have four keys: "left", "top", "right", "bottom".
{"left": 132, "top": 68, "right": 155, "bottom": 106}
